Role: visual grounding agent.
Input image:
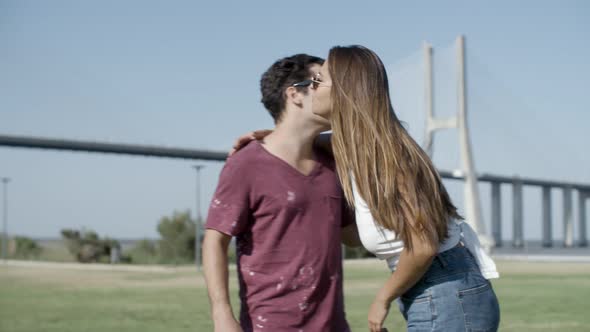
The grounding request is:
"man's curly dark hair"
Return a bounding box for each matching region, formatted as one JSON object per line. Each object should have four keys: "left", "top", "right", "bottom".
{"left": 260, "top": 54, "right": 324, "bottom": 123}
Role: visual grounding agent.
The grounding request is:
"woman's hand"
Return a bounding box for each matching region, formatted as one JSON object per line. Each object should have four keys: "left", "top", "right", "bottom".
{"left": 366, "top": 223, "right": 438, "bottom": 332}
{"left": 368, "top": 296, "right": 391, "bottom": 332}
{"left": 228, "top": 130, "right": 273, "bottom": 157}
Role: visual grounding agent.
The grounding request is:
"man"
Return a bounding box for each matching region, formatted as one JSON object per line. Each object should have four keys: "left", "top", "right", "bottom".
{"left": 203, "top": 54, "right": 360, "bottom": 332}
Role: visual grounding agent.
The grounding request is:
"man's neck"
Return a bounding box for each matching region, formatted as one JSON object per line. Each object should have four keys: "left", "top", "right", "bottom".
{"left": 266, "top": 124, "right": 320, "bottom": 157}
{"left": 261, "top": 119, "right": 326, "bottom": 174}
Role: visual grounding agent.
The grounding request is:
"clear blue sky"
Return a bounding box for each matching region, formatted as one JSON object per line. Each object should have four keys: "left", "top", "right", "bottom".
{"left": 1, "top": 1, "right": 588, "bottom": 241}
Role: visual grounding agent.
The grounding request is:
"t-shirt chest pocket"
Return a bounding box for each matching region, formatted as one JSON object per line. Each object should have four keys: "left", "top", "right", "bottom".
{"left": 256, "top": 187, "right": 343, "bottom": 229}
{"left": 258, "top": 190, "right": 309, "bottom": 217}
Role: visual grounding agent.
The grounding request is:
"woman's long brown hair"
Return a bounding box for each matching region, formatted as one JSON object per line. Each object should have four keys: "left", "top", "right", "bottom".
{"left": 328, "top": 45, "right": 462, "bottom": 251}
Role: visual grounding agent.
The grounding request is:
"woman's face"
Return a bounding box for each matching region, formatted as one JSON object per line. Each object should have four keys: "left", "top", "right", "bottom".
{"left": 311, "top": 61, "right": 333, "bottom": 120}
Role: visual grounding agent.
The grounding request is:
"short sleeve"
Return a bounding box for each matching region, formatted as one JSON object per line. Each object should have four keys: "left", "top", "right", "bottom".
{"left": 205, "top": 160, "right": 251, "bottom": 236}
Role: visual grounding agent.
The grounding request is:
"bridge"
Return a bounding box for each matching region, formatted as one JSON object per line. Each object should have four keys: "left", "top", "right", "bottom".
{"left": 1, "top": 132, "right": 588, "bottom": 252}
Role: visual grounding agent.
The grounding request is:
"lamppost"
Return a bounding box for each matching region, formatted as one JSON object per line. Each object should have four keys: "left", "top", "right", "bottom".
{"left": 192, "top": 165, "right": 205, "bottom": 270}
{"left": 2, "top": 177, "right": 10, "bottom": 261}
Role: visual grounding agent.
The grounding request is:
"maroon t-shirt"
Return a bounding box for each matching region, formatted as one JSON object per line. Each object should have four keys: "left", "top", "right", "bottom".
{"left": 206, "top": 141, "right": 353, "bottom": 332}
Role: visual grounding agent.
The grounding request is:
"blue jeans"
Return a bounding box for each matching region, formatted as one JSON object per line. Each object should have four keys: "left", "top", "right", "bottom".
{"left": 397, "top": 245, "right": 500, "bottom": 332}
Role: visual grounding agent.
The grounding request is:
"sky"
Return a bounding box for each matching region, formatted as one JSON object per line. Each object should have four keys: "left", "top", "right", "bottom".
{"left": 1, "top": 1, "right": 589, "bottom": 242}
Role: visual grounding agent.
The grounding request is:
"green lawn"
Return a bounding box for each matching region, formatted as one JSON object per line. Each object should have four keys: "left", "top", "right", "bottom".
{"left": 0, "top": 260, "right": 589, "bottom": 331}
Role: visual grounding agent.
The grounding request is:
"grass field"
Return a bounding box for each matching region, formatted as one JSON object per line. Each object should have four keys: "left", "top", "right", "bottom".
{"left": 1, "top": 259, "right": 589, "bottom": 332}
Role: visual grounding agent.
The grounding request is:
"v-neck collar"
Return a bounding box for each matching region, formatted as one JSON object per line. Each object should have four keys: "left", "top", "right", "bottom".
{"left": 254, "top": 140, "right": 322, "bottom": 178}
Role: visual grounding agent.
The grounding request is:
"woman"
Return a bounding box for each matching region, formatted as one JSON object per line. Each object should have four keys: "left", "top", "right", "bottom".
{"left": 311, "top": 45, "right": 500, "bottom": 332}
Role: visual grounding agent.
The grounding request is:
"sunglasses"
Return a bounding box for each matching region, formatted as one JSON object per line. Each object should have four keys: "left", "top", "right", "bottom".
{"left": 292, "top": 73, "right": 329, "bottom": 90}
{"left": 292, "top": 78, "right": 322, "bottom": 89}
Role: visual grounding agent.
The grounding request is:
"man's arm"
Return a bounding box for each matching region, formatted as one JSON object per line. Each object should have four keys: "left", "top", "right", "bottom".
{"left": 340, "top": 192, "right": 360, "bottom": 247}
{"left": 203, "top": 229, "right": 242, "bottom": 332}
{"left": 314, "top": 132, "right": 333, "bottom": 155}
{"left": 341, "top": 223, "right": 362, "bottom": 247}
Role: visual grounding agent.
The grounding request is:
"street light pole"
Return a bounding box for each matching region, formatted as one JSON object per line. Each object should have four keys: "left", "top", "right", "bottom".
{"left": 192, "top": 165, "right": 205, "bottom": 270}
{"left": 2, "top": 177, "right": 10, "bottom": 261}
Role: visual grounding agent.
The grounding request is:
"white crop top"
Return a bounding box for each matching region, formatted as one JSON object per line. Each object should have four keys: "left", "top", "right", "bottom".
{"left": 351, "top": 180, "right": 499, "bottom": 279}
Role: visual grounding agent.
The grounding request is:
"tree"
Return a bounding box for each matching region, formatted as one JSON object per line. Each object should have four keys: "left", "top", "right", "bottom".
{"left": 126, "top": 238, "right": 159, "bottom": 264}
{"left": 13, "top": 236, "right": 42, "bottom": 259}
{"left": 157, "top": 210, "right": 195, "bottom": 264}
{"left": 61, "top": 228, "right": 120, "bottom": 263}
